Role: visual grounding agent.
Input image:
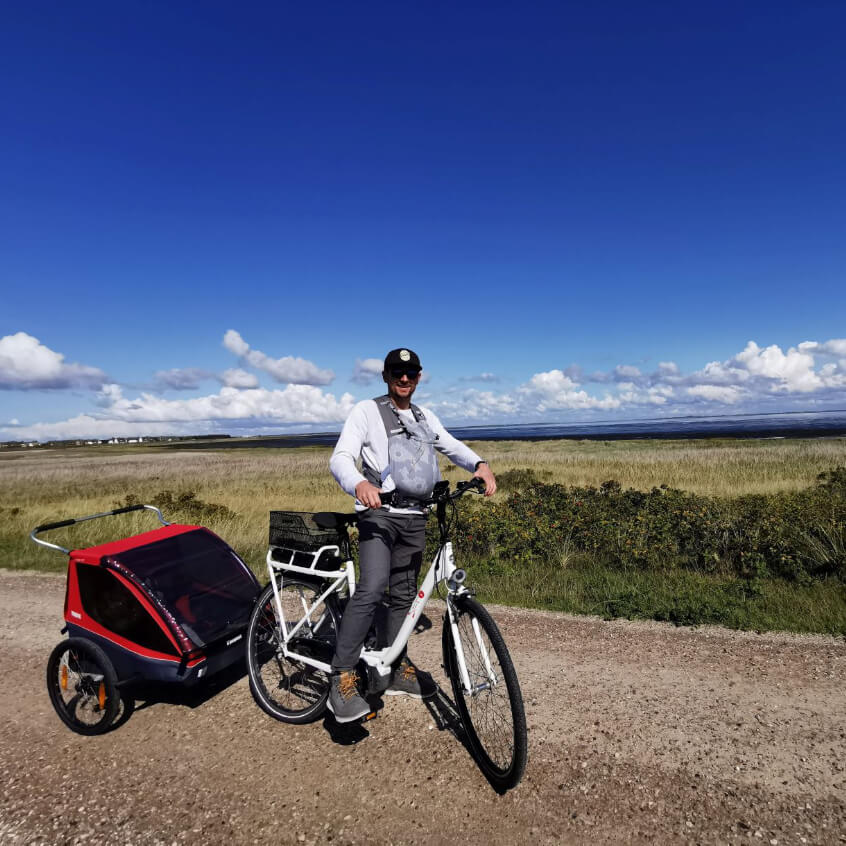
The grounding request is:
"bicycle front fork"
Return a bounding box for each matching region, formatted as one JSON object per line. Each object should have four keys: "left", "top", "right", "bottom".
{"left": 446, "top": 595, "right": 498, "bottom": 697}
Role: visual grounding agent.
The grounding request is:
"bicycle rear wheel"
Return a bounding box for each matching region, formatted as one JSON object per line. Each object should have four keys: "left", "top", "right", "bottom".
{"left": 442, "top": 596, "right": 527, "bottom": 791}
{"left": 247, "top": 578, "right": 339, "bottom": 724}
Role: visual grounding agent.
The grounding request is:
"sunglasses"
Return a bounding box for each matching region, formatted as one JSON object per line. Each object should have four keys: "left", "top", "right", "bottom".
{"left": 389, "top": 367, "right": 421, "bottom": 380}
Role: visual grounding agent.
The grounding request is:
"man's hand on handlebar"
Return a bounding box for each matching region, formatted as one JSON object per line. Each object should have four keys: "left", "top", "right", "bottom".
{"left": 473, "top": 463, "right": 497, "bottom": 497}
{"left": 357, "top": 473, "right": 492, "bottom": 509}
{"left": 355, "top": 480, "right": 384, "bottom": 509}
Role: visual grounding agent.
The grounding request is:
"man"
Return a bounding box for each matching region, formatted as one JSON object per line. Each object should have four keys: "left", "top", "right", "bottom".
{"left": 327, "top": 347, "right": 496, "bottom": 722}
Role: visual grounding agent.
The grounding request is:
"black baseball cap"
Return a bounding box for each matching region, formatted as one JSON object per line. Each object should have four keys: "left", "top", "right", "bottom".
{"left": 383, "top": 348, "right": 421, "bottom": 371}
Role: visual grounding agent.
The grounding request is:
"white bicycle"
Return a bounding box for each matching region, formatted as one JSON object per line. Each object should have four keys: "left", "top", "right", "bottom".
{"left": 246, "top": 478, "right": 528, "bottom": 791}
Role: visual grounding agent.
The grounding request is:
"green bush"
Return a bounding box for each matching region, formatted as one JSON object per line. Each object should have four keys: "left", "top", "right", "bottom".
{"left": 114, "top": 490, "right": 236, "bottom": 524}
{"left": 451, "top": 466, "right": 846, "bottom": 585}
{"left": 496, "top": 467, "right": 552, "bottom": 492}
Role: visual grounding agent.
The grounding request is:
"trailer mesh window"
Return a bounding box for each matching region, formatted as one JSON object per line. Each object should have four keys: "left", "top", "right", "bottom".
{"left": 77, "top": 565, "right": 178, "bottom": 655}
{"left": 113, "top": 529, "right": 259, "bottom": 647}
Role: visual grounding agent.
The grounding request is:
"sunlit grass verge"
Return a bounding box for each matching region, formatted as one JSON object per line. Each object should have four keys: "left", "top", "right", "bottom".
{"left": 463, "top": 555, "right": 846, "bottom": 636}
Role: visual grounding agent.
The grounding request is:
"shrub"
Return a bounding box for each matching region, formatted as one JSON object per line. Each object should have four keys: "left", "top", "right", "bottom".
{"left": 114, "top": 490, "right": 236, "bottom": 524}
{"left": 450, "top": 466, "right": 846, "bottom": 585}
{"left": 496, "top": 467, "right": 552, "bottom": 492}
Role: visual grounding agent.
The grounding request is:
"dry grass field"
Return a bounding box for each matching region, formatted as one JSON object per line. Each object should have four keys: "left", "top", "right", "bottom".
{"left": 2, "top": 437, "right": 845, "bottom": 575}
{"left": 481, "top": 436, "right": 846, "bottom": 495}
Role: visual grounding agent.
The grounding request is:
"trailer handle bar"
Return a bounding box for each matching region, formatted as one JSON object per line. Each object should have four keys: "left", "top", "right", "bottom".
{"left": 30, "top": 504, "right": 170, "bottom": 554}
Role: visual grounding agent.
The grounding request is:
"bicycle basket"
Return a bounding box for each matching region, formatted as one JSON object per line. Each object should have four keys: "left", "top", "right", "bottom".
{"left": 269, "top": 511, "right": 342, "bottom": 553}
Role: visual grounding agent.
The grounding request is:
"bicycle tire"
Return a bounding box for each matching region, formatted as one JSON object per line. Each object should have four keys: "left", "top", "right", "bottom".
{"left": 46, "top": 638, "right": 121, "bottom": 735}
{"left": 246, "top": 578, "right": 339, "bottom": 724}
{"left": 442, "top": 596, "right": 527, "bottom": 791}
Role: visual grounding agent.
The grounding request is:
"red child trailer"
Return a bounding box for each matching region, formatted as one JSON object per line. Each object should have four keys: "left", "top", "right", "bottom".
{"left": 31, "top": 504, "right": 260, "bottom": 735}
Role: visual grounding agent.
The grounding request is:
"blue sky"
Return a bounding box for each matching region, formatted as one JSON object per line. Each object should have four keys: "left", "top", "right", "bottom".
{"left": 2, "top": 1, "right": 845, "bottom": 440}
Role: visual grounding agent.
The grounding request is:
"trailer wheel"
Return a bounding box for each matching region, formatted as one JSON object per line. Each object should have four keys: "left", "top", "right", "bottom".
{"left": 47, "top": 638, "right": 120, "bottom": 735}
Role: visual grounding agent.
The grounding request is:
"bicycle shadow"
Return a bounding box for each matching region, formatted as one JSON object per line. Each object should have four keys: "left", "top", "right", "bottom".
{"left": 321, "top": 683, "right": 464, "bottom": 751}
{"left": 421, "top": 684, "right": 515, "bottom": 793}
{"left": 321, "top": 611, "right": 509, "bottom": 792}
{"left": 322, "top": 703, "right": 380, "bottom": 745}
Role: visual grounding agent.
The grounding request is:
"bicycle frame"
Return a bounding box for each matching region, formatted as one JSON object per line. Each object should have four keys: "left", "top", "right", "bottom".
{"left": 265, "top": 544, "right": 352, "bottom": 649}
{"left": 264, "top": 538, "right": 490, "bottom": 695}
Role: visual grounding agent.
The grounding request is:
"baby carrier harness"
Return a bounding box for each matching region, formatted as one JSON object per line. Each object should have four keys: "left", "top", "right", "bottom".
{"left": 362, "top": 395, "right": 441, "bottom": 506}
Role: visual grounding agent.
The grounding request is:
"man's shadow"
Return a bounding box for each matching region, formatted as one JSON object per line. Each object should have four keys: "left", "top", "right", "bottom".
{"left": 322, "top": 605, "right": 425, "bottom": 745}
{"left": 322, "top": 610, "right": 505, "bottom": 792}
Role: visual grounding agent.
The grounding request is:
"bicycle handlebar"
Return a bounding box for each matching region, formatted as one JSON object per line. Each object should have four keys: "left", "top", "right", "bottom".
{"left": 451, "top": 477, "right": 487, "bottom": 497}
{"left": 377, "top": 477, "right": 485, "bottom": 509}
{"left": 313, "top": 478, "right": 485, "bottom": 533}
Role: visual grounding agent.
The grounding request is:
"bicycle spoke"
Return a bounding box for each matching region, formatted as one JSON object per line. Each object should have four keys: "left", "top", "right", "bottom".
{"left": 247, "top": 580, "right": 337, "bottom": 722}
{"left": 444, "top": 598, "right": 527, "bottom": 789}
{"left": 455, "top": 613, "right": 513, "bottom": 768}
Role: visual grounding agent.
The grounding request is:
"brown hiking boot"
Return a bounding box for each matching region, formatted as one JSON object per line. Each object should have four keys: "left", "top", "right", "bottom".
{"left": 327, "top": 670, "right": 370, "bottom": 722}
{"left": 385, "top": 658, "right": 436, "bottom": 699}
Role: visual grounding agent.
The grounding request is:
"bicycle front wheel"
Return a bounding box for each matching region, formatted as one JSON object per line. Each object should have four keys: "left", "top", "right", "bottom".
{"left": 247, "top": 578, "right": 339, "bottom": 724}
{"left": 442, "top": 596, "right": 527, "bottom": 791}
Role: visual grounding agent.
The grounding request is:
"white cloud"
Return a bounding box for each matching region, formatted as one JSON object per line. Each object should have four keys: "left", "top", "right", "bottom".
{"left": 683, "top": 338, "right": 846, "bottom": 400}
{"left": 686, "top": 384, "right": 744, "bottom": 404}
{"left": 518, "top": 370, "right": 621, "bottom": 412}
{"left": 96, "top": 384, "right": 125, "bottom": 407}
{"left": 351, "top": 358, "right": 384, "bottom": 385}
{"left": 799, "top": 339, "right": 846, "bottom": 358}
{"left": 223, "top": 330, "right": 334, "bottom": 385}
{"left": 431, "top": 389, "right": 520, "bottom": 421}
{"left": 614, "top": 365, "right": 642, "bottom": 381}
{"left": 3, "top": 383, "right": 357, "bottom": 441}
{"left": 0, "top": 333, "right": 107, "bottom": 390}
{"left": 222, "top": 330, "right": 250, "bottom": 358}
{"left": 733, "top": 341, "right": 820, "bottom": 392}
{"left": 7, "top": 335, "right": 846, "bottom": 440}
{"left": 526, "top": 370, "right": 578, "bottom": 393}
{"left": 154, "top": 367, "right": 214, "bottom": 390}
{"left": 220, "top": 368, "right": 259, "bottom": 389}
{"left": 617, "top": 384, "right": 673, "bottom": 406}
{"left": 104, "top": 385, "right": 354, "bottom": 425}
{"left": 459, "top": 372, "right": 500, "bottom": 383}
{"left": 155, "top": 365, "right": 260, "bottom": 390}
{"left": 429, "top": 338, "right": 846, "bottom": 423}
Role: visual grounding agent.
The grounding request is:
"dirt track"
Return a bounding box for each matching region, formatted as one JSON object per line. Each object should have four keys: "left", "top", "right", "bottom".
{"left": 1, "top": 569, "right": 844, "bottom": 845}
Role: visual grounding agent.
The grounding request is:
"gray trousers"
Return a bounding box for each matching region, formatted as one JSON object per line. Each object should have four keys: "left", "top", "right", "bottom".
{"left": 331, "top": 509, "right": 427, "bottom": 672}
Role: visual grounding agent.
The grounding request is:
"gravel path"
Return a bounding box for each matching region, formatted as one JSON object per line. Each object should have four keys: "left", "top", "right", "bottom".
{"left": 1, "top": 569, "right": 844, "bottom": 845}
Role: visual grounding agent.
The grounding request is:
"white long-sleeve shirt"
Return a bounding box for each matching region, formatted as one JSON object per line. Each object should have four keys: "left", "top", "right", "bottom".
{"left": 330, "top": 399, "right": 483, "bottom": 510}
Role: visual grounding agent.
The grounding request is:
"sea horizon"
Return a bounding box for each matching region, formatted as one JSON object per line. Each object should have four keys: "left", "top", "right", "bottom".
{"left": 162, "top": 408, "right": 846, "bottom": 450}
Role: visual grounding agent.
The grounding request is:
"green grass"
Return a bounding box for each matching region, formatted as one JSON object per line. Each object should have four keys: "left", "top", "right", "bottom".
{"left": 2, "top": 438, "right": 845, "bottom": 636}
{"left": 467, "top": 556, "right": 846, "bottom": 635}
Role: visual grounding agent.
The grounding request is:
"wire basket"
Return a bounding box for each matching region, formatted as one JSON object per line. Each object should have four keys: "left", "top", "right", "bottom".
{"left": 269, "top": 511, "right": 342, "bottom": 553}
